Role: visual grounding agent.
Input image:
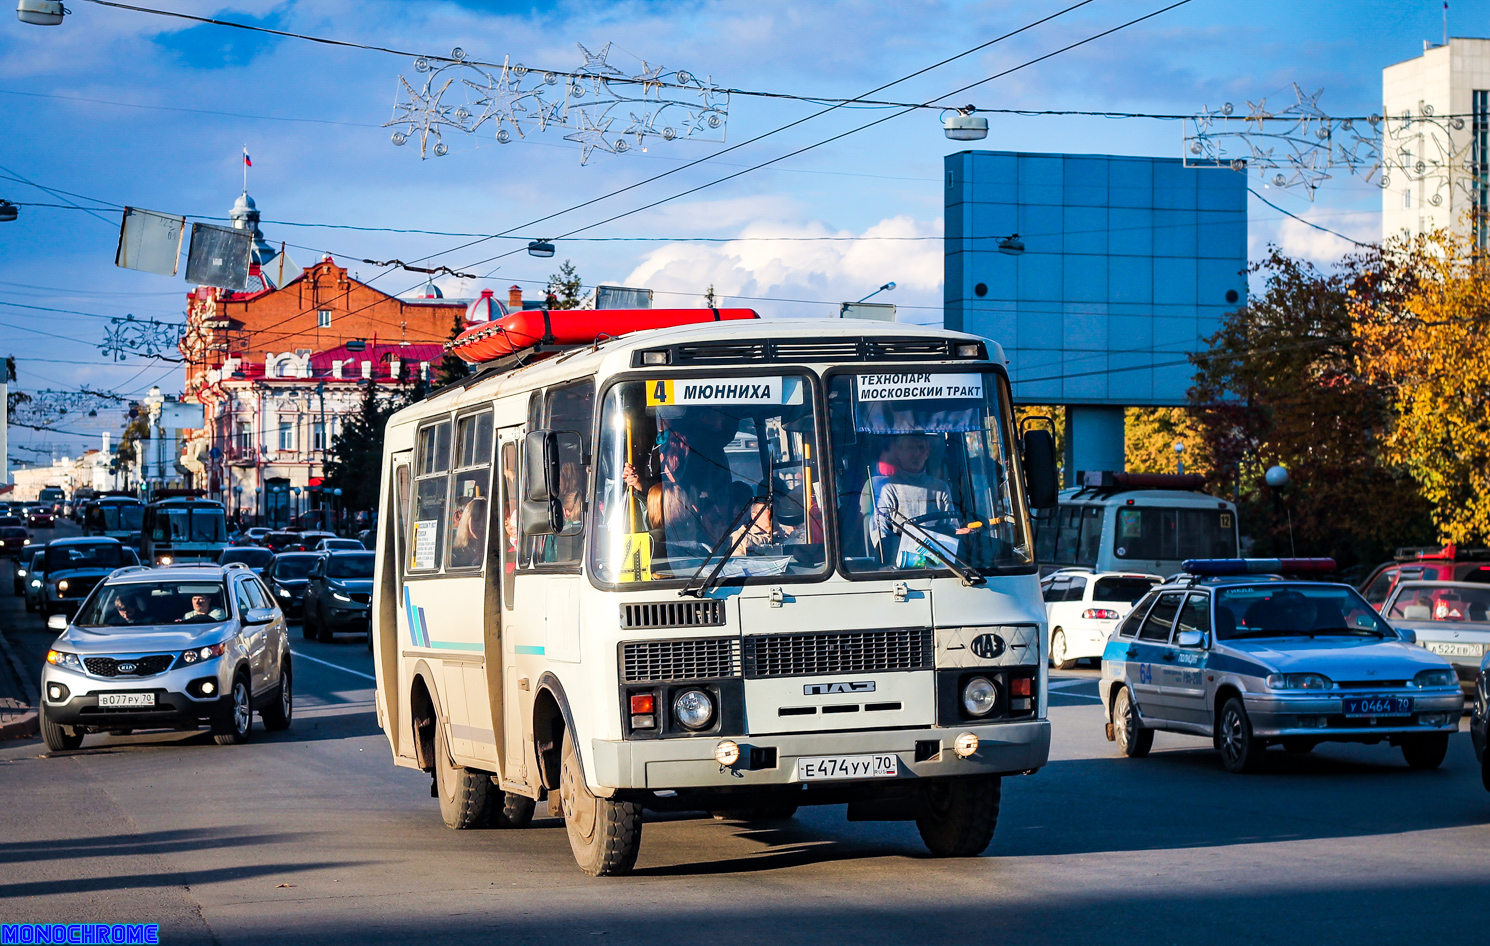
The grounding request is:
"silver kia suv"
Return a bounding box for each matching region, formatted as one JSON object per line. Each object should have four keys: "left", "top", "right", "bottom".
{"left": 39, "top": 562, "right": 293, "bottom": 751}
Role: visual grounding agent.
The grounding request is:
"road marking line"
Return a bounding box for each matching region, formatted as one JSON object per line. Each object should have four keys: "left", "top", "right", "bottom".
{"left": 1048, "top": 679, "right": 1094, "bottom": 690}
{"left": 290, "top": 650, "right": 376, "bottom": 681}
{"left": 1050, "top": 692, "right": 1102, "bottom": 701}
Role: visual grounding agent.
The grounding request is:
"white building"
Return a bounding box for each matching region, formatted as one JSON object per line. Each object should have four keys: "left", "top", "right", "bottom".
{"left": 1382, "top": 37, "right": 1490, "bottom": 246}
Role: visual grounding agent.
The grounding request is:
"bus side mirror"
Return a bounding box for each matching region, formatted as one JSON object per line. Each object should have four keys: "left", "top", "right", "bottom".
{"left": 520, "top": 429, "right": 582, "bottom": 536}
{"left": 1022, "top": 428, "right": 1059, "bottom": 509}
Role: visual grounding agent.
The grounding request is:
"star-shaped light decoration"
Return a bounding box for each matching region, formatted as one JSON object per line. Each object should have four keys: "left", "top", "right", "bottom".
{"left": 577, "top": 42, "right": 623, "bottom": 77}
{"left": 564, "top": 111, "right": 616, "bottom": 165}
{"left": 636, "top": 61, "right": 666, "bottom": 98}
{"left": 385, "top": 74, "right": 457, "bottom": 159}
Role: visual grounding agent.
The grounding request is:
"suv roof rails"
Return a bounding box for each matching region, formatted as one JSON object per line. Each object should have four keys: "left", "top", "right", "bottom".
{"left": 222, "top": 561, "right": 252, "bottom": 572}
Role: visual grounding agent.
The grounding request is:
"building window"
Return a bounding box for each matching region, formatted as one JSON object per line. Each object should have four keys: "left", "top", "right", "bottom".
{"left": 1402, "top": 189, "right": 1411, "bottom": 209}
{"left": 312, "top": 421, "right": 326, "bottom": 452}
{"left": 317, "top": 309, "right": 332, "bottom": 328}
{"left": 1474, "top": 89, "right": 1488, "bottom": 248}
{"left": 235, "top": 421, "right": 252, "bottom": 454}
{"left": 278, "top": 421, "right": 294, "bottom": 452}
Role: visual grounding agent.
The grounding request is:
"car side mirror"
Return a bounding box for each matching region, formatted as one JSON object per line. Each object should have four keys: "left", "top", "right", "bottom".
{"left": 1175, "top": 629, "right": 1205, "bottom": 648}
{"left": 1021, "top": 427, "right": 1059, "bottom": 509}
{"left": 46, "top": 613, "right": 68, "bottom": 631}
{"left": 1397, "top": 627, "right": 1417, "bottom": 645}
{"left": 243, "top": 607, "right": 275, "bottom": 625}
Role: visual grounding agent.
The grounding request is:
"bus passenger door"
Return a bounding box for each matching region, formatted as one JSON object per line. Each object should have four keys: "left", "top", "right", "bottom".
{"left": 495, "top": 430, "right": 534, "bottom": 791}
{"left": 386, "top": 452, "right": 415, "bottom": 762}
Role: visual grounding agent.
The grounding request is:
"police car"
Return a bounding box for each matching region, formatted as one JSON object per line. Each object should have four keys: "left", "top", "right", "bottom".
{"left": 1099, "top": 559, "right": 1462, "bottom": 773}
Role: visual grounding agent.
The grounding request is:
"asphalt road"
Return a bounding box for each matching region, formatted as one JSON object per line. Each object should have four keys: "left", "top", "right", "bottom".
{"left": 3, "top": 527, "right": 1490, "bottom": 943}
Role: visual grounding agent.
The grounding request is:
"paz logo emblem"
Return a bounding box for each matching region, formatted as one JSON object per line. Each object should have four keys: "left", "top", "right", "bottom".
{"left": 117, "top": 662, "right": 137, "bottom": 673}
{"left": 803, "top": 681, "right": 875, "bottom": 695}
{"left": 970, "top": 634, "right": 1005, "bottom": 659}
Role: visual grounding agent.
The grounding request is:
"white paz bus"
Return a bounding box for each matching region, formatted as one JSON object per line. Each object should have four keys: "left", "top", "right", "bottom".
{"left": 371, "top": 309, "right": 1058, "bottom": 875}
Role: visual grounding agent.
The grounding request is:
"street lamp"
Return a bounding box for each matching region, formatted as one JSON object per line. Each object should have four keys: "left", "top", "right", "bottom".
{"left": 1265, "top": 465, "right": 1296, "bottom": 557}
{"left": 0, "top": 200, "right": 17, "bottom": 222}
{"left": 1173, "top": 440, "right": 1185, "bottom": 475}
{"left": 997, "top": 234, "right": 1025, "bottom": 256}
{"left": 527, "top": 240, "right": 556, "bottom": 258}
{"left": 16, "top": 0, "right": 65, "bottom": 25}
{"left": 331, "top": 488, "right": 343, "bottom": 535}
{"left": 857, "top": 282, "right": 895, "bottom": 303}
{"left": 943, "top": 106, "right": 988, "bottom": 141}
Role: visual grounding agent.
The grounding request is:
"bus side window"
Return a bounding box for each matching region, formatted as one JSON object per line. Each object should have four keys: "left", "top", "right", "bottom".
{"left": 527, "top": 379, "right": 594, "bottom": 568}
{"left": 499, "top": 440, "right": 520, "bottom": 608}
{"left": 410, "top": 420, "right": 452, "bottom": 572}
{"left": 446, "top": 411, "right": 493, "bottom": 571}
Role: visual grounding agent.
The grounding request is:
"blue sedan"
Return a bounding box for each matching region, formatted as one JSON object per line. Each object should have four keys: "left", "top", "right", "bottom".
{"left": 1099, "top": 560, "right": 1462, "bottom": 773}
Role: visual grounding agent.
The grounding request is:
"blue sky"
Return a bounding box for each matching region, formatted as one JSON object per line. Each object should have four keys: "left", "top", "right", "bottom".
{"left": 0, "top": 0, "right": 1477, "bottom": 460}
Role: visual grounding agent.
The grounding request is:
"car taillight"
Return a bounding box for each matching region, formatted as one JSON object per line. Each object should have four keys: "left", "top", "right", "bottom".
{"left": 1083, "top": 608, "right": 1121, "bottom": 620}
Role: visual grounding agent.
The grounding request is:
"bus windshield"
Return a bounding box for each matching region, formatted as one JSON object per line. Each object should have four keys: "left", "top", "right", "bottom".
{"left": 827, "top": 369, "right": 1032, "bottom": 575}
{"left": 90, "top": 503, "right": 144, "bottom": 532}
{"left": 590, "top": 373, "right": 828, "bottom": 585}
{"left": 151, "top": 505, "right": 226, "bottom": 543}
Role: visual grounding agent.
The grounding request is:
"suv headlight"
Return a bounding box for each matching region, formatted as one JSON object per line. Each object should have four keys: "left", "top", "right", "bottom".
{"left": 1266, "top": 673, "right": 1334, "bottom": 691}
{"left": 178, "top": 642, "right": 228, "bottom": 666}
{"left": 46, "top": 650, "right": 83, "bottom": 671}
{"left": 1412, "top": 669, "right": 1457, "bottom": 689}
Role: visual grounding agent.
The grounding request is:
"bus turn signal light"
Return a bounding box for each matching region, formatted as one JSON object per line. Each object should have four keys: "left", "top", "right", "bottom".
{"left": 1010, "top": 677, "right": 1032, "bottom": 697}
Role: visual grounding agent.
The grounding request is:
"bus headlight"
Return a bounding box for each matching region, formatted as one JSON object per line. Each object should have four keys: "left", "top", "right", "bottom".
{"left": 673, "top": 689, "right": 715, "bottom": 730}
{"left": 961, "top": 676, "right": 998, "bottom": 717}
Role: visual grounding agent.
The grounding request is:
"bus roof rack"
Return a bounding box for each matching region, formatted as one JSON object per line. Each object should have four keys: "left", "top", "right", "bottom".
{"left": 1071, "top": 470, "right": 1207, "bottom": 498}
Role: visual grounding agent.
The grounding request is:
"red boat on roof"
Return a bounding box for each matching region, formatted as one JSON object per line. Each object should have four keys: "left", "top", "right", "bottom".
{"left": 447, "top": 307, "right": 759, "bottom": 364}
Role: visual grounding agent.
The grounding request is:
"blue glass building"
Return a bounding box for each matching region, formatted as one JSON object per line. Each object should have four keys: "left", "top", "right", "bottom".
{"left": 944, "top": 151, "right": 1247, "bottom": 473}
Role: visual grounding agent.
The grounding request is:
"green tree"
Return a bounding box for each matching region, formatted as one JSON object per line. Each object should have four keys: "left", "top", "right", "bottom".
{"left": 434, "top": 310, "right": 470, "bottom": 388}
{"left": 547, "top": 260, "right": 588, "bottom": 309}
{"left": 324, "top": 378, "right": 404, "bottom": 520}
{"left": 1187, "top": 247, "right": 1433, "bottom": 568}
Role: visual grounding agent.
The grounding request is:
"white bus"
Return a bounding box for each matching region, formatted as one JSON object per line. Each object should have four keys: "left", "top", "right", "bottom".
{"left": 371, "top": 312, "right": 1058, "bottom": 875}
{"left": 1033, "top": 472, "right": 1239, "bottom": 578}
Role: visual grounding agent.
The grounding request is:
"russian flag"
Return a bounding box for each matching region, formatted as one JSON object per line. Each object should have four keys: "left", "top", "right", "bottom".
{"left": 243, "top": 148, "right": 252, "bottom": 167}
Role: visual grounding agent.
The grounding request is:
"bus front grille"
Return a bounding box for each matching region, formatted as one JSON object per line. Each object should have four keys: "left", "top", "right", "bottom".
{"left": 743, "top": 628, "right": 933, "bottom": 678}
{"left": 621, "top": 638, "right": 742, "bottom": 683}
{"left": 620, "top": 600, "right": 726, "bottom": 630}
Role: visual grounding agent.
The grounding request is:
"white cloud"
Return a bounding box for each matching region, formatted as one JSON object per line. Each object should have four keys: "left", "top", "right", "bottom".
{"left": 621, "top": 214, "right": 943, "bottom": 322}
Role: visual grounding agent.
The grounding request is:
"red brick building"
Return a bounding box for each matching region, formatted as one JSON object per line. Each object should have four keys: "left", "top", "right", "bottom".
{"left": 180, "top": 191, "right": 468, "bottom": 526}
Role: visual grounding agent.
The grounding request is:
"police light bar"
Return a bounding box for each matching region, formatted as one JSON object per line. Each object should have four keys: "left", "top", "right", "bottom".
{"left": 1182, "top": 558, "right": 1337, "bottom": 576}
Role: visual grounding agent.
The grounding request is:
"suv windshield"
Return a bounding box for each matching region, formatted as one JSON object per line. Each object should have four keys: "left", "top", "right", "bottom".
{"left": 76, "top": 581, "right": 229, "bottom": 627}
{"left": 326, "top": 553, "right": 375, "bottom": 578}
{"left": 1386, "top": 583, "right": 1490, "bottom": 623}
{"left": 273, "top": 555, "right": 318, "bottom": 580}
{"left": 46, "top": 543, "right": 124, "bottom": 572}
{"left": 590, "top": 374, "right": 827, "bottom": 584}
{"left": 1215, "top": 584, "right": 1391, "bottom": 640}
{"left": 827, "top": 370, "right": 1032, "bottom": 575}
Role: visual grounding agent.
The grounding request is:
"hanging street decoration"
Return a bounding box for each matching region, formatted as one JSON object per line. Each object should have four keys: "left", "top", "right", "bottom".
{"left": 11, "top": 388, "right": 128, "bottom": 430}
{"left": 385, "top": 44, "right": 728, "bottom": 165}
{"left": 1184, "top": 83, "right": 1478, "bottom": 204}
{"left": 101, "top": 315, "right": 186, "bottom": 362}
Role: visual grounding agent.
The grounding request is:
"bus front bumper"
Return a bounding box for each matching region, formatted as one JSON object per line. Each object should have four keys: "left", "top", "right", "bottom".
{"left": 590, "top": 719, "right": 1050, "bottom": 791}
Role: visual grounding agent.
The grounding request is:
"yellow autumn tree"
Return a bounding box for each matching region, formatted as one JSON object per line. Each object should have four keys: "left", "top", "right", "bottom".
{"left": 1125, "top": 407, "right": 1212, "bottom": 477}
{"left": 1357, "top": 228, "right": 1490, "bottom": 544}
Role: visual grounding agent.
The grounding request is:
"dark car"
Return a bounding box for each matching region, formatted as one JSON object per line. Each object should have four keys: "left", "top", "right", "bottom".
{"left": 261, "top": 552, "right": 320, "bottom": 617}
{"left": 0, "top": 525, "right": 31, "bottom": 558}
{"left": 263, "top": 531, "right": 306, "bottom": 554}
{"left": 39, "top": 537, "right": 136, "bottom": 617}
{"left": 301, "top": 551, "right": 374, "bottom": 643}
{"left": 1473, "top": 653, "right": 1490, "bottom": 791}
{"left": 13, "top": 545, "right": 44, "bottom": 597}
{"left": 218, "top": 546, "right": 274, "bottom": 575}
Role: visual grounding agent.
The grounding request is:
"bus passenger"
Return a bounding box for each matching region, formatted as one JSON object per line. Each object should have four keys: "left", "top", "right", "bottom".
{"left": 449, "top": 496, "right": 488, "bottom": 567}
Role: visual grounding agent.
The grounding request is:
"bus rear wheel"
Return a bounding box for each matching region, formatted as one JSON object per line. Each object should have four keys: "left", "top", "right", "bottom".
{"left": 558, "top": 727, "right": 641, "bottom": 876}
{"left": 916, "top": 775, "right": 1001, "bottom": 857}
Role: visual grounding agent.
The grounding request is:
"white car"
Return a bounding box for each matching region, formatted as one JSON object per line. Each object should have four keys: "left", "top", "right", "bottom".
{"left": 1041, "top": 570, "right": 1163, "bottom": 669}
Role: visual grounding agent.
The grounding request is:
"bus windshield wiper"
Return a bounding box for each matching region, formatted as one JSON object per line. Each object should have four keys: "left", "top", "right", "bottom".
{"left": 885, "top": 509, "right": 985, "bottom": 587}
{"left": 679, "top": 494, "right": 769, "bottom": 599}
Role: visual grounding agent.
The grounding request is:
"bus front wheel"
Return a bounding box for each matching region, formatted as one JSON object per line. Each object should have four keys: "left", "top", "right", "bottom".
{"left": 435, "top": 722, "right": 493, "bottom": 829}
{"left": 916, "top": 775, "right": 1001, "bottom": 857}
{"left": 558, "top": 727, "right": 641, "bottom": 876}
